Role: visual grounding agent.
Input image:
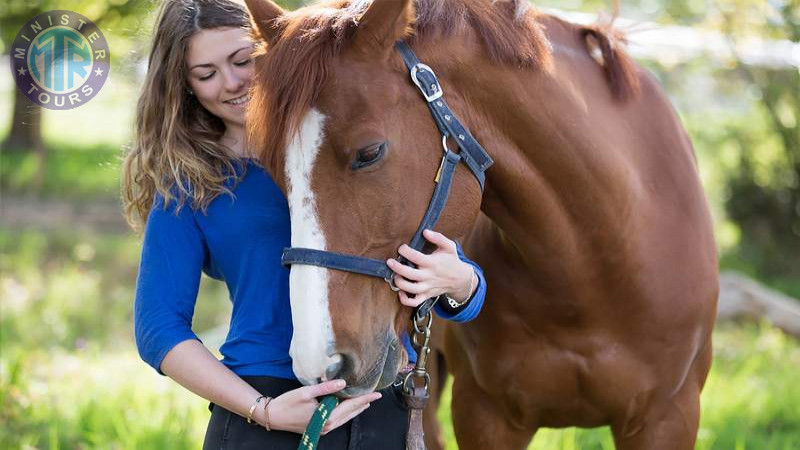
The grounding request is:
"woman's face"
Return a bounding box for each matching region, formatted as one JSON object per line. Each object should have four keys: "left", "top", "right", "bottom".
{"left": 185, "top": 27, "right": 253, "bottom": 128}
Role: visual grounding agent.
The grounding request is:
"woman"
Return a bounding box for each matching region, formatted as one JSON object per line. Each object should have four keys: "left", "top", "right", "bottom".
{"left": 121, "top": 1, "right": 487, "bottom": 448}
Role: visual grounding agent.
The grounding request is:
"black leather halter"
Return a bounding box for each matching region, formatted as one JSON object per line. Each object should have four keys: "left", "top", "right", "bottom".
{"left": 281, "top": 41, "right": 493, "bottom": 315}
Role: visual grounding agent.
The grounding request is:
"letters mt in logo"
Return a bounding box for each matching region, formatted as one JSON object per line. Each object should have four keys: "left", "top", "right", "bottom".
{"left": 10, "top": 10, "right": 110, "bottom": 110}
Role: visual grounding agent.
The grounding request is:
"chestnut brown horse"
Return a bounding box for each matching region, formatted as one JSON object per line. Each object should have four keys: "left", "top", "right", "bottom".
{"left": 244, "top": 0, "right": 718, "bottom": 448}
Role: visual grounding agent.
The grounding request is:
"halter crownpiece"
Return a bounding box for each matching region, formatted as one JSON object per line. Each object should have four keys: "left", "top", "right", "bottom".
{"left": 281, "top": 41, "right": 493, "bottom": 316}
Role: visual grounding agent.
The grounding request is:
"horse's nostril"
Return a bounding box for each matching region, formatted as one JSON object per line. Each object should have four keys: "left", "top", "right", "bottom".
{"left": 325, "top": 353, "right": 344, "bottom": 381}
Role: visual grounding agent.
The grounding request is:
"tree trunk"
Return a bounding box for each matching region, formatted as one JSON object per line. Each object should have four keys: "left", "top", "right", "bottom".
{"left": 2, "top": 86, "right": 44, "bottom": 154}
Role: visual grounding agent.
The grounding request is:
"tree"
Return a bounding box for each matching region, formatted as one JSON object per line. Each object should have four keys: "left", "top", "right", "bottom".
{"left": 715, "top": 0, "right": 800, "bottom": 278}
{"left": 0, "top": 0, "right": 147, "bottom": 153}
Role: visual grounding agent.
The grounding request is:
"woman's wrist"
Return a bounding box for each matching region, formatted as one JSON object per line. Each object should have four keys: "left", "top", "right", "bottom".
{"left": 251, "top": 396, "right": 276, "bottom": 430}
{"left": 448, "top": 264, "right": 477, "bottom": 303}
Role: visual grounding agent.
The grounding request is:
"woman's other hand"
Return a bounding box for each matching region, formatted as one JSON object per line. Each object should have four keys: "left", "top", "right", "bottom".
{"left": 257, "top": 379, "right": 381, "bottom": 434}
{"left": 386, "top": 229, "right": 476, "bottom": 307}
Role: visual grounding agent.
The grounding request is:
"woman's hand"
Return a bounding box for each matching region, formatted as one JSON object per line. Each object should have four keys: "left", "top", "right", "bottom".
{"left": 387, "top": 229, "right": 476, "bottom": 307}
{"left": 257, "top": 379, "right": 381, "bottom": 434}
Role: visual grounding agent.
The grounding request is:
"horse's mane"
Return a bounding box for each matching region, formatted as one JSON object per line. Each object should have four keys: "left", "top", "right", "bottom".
{"left": 247, "top": 0, "right": 635, "bottom": 175}
{"left": 248, "top": 0, "right": 553, "bottom": 174}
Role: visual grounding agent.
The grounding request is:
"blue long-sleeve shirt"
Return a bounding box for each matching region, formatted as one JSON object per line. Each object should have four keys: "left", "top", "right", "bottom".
{"left": 134, "top": 159, "right": 486, "bottom": 379}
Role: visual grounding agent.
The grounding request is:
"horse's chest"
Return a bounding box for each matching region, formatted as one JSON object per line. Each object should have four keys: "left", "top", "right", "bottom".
{"left": 463, "top": 325, "right": 652, "bottom": 428}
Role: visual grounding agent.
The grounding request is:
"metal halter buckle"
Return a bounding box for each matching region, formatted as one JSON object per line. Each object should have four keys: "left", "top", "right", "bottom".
{"left": 410, "top": 63, "right": 443, "bottom": 102}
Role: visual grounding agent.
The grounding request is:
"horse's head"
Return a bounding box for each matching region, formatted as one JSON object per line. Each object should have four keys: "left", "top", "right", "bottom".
{"left": 245, "top": 0, "right": 484, "bottom": 395}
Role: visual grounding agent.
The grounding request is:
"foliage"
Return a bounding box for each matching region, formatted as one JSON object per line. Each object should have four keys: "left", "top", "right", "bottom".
{"left": 0, "top": 230, "right": 231, "bottom": 354}
{"left": 0, "top": 146, "right": 122, "bottom": 198}
{"left": 714, "top": 0, "right": 800, "bottom": 283}
{"left": 0, "top": 0, "right": 152, "bottom": 98}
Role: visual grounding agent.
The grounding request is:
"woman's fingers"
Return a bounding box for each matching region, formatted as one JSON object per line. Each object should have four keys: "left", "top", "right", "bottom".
{"left": 396, "top": 244, "right": 429, "bottom": 267}
{"left": 322, "top": 392, "right": 381, "bottom": 434}
{"left": 422, "top": 229, "right": 457, "bottom": 253}
{"left": 398, "top": 289, "right": 426, "bottom": 307}
{"left": 386, "top": 258, "right": 424, "bottom": 280}
{"left": 393, "top": 276, "right": 428, "bottom": 295}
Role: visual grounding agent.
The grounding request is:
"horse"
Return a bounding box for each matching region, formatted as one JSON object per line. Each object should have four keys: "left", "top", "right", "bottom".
{"left": 243, "top": 0, "right": 719, "bottom": 448}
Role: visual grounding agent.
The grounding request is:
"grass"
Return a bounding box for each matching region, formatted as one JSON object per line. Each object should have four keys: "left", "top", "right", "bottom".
{"left": 1, "top": 349, "right": 208, "bottom": 450}
{"left": 0, "top": 230, "right": 231, "bottom": 354}
{"left": 0, "top": 145, "right": 123, "bottom": 199}
{"left": 1, "top": 323, "right": 798, "bottom": 449}
{"left": 1, "top": 228, "right": 799, "bottom": 449}
{"left": 0, "top": 60, "right": 133, "bottom": 200}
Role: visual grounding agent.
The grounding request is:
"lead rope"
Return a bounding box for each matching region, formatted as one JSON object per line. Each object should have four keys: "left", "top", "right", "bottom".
{"left": 403, "top": 306, "right": 435, "bottom": 450}
{"left": 297, "top": 395, "right": 339, "bottom": 450}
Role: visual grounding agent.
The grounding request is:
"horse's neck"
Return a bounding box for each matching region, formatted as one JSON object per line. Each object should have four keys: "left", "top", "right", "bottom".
{"left": 437, "top": 27, "right": 638, "bottom": 283}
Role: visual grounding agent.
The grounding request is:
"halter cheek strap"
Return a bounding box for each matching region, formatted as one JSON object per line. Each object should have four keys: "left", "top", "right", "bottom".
{"left": 281, "top": 41, "right": 493, "bottom": 317}
{"left": 395, "top": 41, "right": 493, "bottom": 190}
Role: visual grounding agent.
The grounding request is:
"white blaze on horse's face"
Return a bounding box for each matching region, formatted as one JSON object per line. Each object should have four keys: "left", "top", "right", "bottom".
{"left": 284, "top": 109, "right": 339, "bottom": 384}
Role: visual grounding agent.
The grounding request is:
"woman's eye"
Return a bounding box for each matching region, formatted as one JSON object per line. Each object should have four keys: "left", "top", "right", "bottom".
{"left": 198, "top": 71, "right": 215, "bottom": 81}
{"left": 351, "top": 142, "right": 387, "bottom": 170}
{"left": 234, "top": 58, "right": 252, "bottom": 66}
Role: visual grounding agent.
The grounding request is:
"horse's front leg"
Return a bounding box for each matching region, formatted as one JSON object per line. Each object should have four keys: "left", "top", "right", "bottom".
{"left": 610, "top": 383, "right": 701, "bottom": 450}
{"left": 610, "top": 343, "right": 710, "bottom": 450}
{"left": 450, "top": 365, "right": 536, "bottom": 450}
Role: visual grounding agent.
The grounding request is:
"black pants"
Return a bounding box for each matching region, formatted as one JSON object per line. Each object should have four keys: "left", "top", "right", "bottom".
{"left": 202, "top": 376, "right": 409, "bottom": 450}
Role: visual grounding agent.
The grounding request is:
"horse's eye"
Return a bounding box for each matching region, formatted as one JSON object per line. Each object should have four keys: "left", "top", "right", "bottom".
{"left": 351, "top": 142, "right": 387, "bottom": 170}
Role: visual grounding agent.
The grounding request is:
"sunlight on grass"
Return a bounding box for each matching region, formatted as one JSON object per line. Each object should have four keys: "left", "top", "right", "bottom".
{"left": 3, "top": 323, "right": 798, "bottom": 449}
{"left": 1, "top": 227, "right": 799, "bottom": 450}
{"left": 1, "top": 349, "right": 209, "bottom": 449}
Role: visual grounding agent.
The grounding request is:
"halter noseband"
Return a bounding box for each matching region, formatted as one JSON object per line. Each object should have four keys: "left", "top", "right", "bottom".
{"left": 281, "top": 41, "right": 493, "bottom": 315}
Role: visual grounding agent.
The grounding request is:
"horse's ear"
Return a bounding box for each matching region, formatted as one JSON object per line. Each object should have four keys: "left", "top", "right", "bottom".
{"left": 353, "top": 0, "right": 415, "bottom": 57}
{"left": 245, "top": 0, "right": 285, "bottom": 43}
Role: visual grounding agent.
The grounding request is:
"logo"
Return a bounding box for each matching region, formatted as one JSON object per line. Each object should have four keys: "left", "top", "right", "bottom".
{"left": 10, "top": 10, "right": 110, "bottom": 110}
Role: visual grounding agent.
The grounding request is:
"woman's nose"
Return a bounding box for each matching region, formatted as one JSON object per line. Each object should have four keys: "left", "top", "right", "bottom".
{"left": 222, "top": 69, "right": 245, "bottom": 92}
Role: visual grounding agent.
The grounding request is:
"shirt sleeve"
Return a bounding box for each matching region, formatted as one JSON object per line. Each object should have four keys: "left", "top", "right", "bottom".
{"left": 134, "top": 194, "right": 206, "bottom": 375}
{"left": 433, "top": 241, "right": 487, "bottom": 323}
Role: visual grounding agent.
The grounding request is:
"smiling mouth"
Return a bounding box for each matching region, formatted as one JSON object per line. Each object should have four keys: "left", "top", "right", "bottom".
{"left": 224, "top": 93, "right": 250, "bottom": 106}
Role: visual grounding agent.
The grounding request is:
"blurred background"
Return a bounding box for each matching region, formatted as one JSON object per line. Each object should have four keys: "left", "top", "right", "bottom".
{"left": 0, "top": 0, "right": 798, "bottom": 448}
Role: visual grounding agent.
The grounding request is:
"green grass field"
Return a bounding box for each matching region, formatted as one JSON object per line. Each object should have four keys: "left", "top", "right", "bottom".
{"left": 1, "top": 227, "right": 799, "bottom": 449}
{"left": 1, "top": 323, "right": 798, "bottom": 449}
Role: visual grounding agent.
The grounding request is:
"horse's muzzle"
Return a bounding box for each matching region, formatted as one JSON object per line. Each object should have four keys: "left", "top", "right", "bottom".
{"left": 336, "top": 335, "right": 403, "bottom": 398}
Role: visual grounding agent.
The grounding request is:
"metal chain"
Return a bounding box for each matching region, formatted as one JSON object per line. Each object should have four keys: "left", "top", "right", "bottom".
{"left": 403, "top": 307, "right": 433, "bottom": 395}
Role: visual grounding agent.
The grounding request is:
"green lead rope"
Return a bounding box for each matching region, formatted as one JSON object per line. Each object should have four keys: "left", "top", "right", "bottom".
{"left": 298, "top": 395, "right": 340, "bottom": 450}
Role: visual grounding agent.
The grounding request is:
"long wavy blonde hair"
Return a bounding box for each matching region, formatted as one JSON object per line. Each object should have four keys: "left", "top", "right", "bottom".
{"left": 121, "top": 0, "right": 251, "bottom": 232}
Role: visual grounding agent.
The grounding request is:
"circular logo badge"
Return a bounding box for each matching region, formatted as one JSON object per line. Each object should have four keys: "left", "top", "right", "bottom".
{"left": 9, "top": 10, "right": 110, "bottom": 110}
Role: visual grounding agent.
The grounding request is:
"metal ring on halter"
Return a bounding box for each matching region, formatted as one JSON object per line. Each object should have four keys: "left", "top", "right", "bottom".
{"left": 441, "top": 134, "right": 450, "bottom": 155}
{"left": 403, "top": 370, "right": 431, "bottom": 394}
{"left": 385, "top": 274, "right": 401, "bottom": 292}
